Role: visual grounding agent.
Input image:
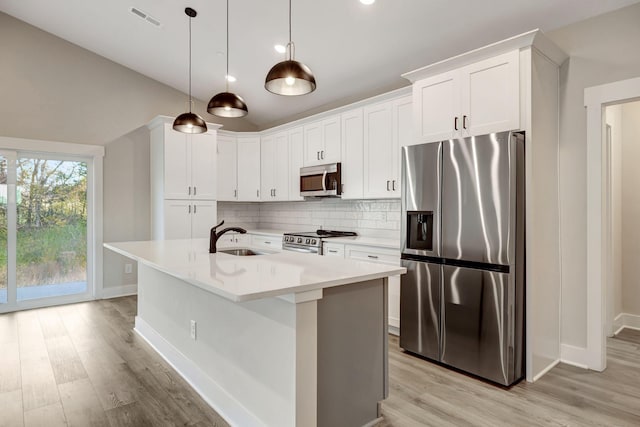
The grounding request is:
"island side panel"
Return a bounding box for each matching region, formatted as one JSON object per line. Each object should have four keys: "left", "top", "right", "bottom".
{"left": 135, "top": 263, "right": 297, "bottom": 427}
{"left": 316, "top": 278, "right": 387, "bottom": 427}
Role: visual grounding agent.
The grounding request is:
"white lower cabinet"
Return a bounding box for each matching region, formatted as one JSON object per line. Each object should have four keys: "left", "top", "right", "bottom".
{"left": 251, "top": 235, "right": 282, "bottom": 252}
{"left": 324, "top": 242, "right": 401, "bottom": 334}
{"left": 216, "top": 232, "right": 250, "bottom": 249}
{"left": 162, "top": 200, "right": 217, "bottom": 240}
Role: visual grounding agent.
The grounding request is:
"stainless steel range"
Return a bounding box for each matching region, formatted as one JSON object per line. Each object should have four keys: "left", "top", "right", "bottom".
{"left": 282, "top": 230, "right": 357, "bottom": 255}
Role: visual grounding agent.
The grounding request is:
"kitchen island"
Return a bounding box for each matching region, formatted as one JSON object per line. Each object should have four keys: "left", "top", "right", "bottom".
{"left": 104, "top": 239, "right": 405, "bottom": 427}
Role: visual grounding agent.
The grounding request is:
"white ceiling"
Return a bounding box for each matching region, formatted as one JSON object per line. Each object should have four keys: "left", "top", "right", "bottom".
{"left": 1, "top": 0, "right": 638, "bottom": 128}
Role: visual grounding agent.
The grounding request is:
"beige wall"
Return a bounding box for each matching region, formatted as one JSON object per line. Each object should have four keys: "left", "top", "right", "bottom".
{"left": 621, "top": 102, "right": 640, "bottom": 317}
{"left": 547, "top": 2, "right": 640, "bottom": 348}
{"left": 0, "top": 11, "right": 257, "bottom": 144}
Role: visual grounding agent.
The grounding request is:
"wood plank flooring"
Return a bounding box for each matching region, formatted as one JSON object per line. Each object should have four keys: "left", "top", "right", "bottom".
{"left": 0, "top": 296, "right": 639, "bottom": 426}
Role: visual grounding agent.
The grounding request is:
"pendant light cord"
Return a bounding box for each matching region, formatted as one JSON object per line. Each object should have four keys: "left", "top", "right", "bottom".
{"left": 188, "top": 13, "right": 193, "bottom": 112}
{"left": 229, "top": 0, "right": 231, "bottom": 92}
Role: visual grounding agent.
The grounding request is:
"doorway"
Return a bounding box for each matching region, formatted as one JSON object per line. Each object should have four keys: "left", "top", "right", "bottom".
{"left": 584, "top": 76, "right": 640, "bottom": 371}
{"left": 0, "top": 138, "right": 103, "bottom": 313}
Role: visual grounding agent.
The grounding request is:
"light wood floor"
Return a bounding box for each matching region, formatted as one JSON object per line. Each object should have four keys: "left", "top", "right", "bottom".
{"left": 1, "top": 296, "right": 639, "bottom": 427}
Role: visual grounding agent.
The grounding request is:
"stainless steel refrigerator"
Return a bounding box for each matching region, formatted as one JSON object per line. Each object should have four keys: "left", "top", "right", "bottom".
{"left": 400, "top": 131, "right": 525, "bottom": 386}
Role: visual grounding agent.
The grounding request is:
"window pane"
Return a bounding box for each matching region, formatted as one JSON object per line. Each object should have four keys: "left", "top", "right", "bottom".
{"left": 16, "top": 158, "right": 87, "bottom": 301}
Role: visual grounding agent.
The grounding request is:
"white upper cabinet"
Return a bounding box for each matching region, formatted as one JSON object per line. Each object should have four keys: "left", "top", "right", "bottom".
{"left": 340, "top": 108, "right": 364, "bottom": 200}
{"left": 261, "top": 132, "right": 289, "bottom": 201}
{"left": 363, "top": 101, "right": 394, "bottom": 199}
{"left": 217, "top": 134, "right": 238, "bottom": 201}
{"left": 159, "top": 123, "right": 217, "bottom": 200}
{"left": 413, "top": 50, "right": 519, "bottom": 144}
{"left": 303, "top": 116, "right": 341, "bottom": 166}
{"left": 237, "top": 135, "right": 261, "bottom": 201}
{"left": 288, "top": 126, "right": 304, "bottom": 201}
{"left": 191, "top": 132, "right": 217, "bottom": 200}
{"left": 362, "top": 95, "right": 411, "bottom": 199}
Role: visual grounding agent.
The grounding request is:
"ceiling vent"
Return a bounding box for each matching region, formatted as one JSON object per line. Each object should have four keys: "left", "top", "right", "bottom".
{"left": 130, "top": 7, "right": 162, "bottom": 28}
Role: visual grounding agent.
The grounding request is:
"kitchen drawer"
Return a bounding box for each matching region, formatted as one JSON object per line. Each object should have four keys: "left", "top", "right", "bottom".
{"left": 323, "top": 242, "right": 345, "bottom": 257}
{"left": 344, "top": 245, "right": 400, "bottom": 265}
{"left": 251, "top": 235, "right": 282, "bottom": 251}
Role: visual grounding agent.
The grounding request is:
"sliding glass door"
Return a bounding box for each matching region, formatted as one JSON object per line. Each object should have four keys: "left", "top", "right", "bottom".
{"left": 0, "top": 151, "right": 91, "bottom": 309}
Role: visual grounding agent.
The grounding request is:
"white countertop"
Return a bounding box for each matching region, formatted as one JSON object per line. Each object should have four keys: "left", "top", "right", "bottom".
{"left": 104, "top": 239, "right": 405, "bottom": 303}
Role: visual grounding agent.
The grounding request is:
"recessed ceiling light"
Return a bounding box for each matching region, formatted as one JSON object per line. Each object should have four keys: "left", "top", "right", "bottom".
{"left": 225, "top": 75, "right": 237, "bottom": 82}
{"left": 360, "top": 0, "right": 375, "bottom": 4}
{"left": 274, "top": 44, "right": 286, "bottom": 54}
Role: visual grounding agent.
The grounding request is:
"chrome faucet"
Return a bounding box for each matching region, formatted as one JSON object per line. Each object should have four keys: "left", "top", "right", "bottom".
{"left": 209, "top": 220, "right": 247, "bottom": 253}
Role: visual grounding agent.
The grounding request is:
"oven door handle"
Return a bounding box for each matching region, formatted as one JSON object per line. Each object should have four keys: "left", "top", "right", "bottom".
{"left": 283, "top": 246, "right": 318, "bottom": 254}
{"left": 322, "top": 170, "right": 327, "bottom": 192}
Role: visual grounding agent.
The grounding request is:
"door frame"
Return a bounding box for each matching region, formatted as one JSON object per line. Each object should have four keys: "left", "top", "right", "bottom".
{"left": 0, "top": 136, "right": 104, "bottom": 313}
{"left": 584, "top": 76, "right": 640, "bottom": 371}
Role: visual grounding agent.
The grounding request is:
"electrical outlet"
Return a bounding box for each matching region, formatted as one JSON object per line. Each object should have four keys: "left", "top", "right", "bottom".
{"left": 190, "top": 320, "right": 197, "bottom": 340}
{"left": 124, "top": 263, "right": 133, "bottom": 274}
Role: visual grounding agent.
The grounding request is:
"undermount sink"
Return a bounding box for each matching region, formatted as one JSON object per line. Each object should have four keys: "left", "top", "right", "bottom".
{"left": 219, "top": 248, "right": 272, "bottom": 256}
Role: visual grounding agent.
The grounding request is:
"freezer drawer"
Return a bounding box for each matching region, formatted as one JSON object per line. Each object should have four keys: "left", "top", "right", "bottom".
{"left": 399, "top": 259, "right": 441, "bottom": 361}
{"left": 440, "top": 264, "right": 521, "bottom": 386}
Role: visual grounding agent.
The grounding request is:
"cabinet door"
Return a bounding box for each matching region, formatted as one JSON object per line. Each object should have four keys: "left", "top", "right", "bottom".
{"left": 288, "top": 127, "right": 304, "bottom": 201}
{"left": 461, "top": 50, "right": 520, "bottom": 136}
{"left": 163, "top": 200, "right": 192, "bottom": 240}
{"left": 413, "top": 69, "right": 459, "bottom": 143}
{"left": 191, "top": 201, "right": 217, "bottom": 239}
{"left": 273, "top": 132, "right": 289, "bottom": 200}
{"left": 237, "top": 136, "right": 261, "bottom": 201}
{"left": 190, "top": 132, "right": 217, "bottom": 200}
{"left": 390, "top": 96, "right": 412, "bottom": 198}
{"left": 303, "top": 121, "right": 324, "bottom": 166}
{"left": 217, "top": 135, "right": 238, "bottom": 201}
{"left": 260, "top": 134, "right": 275, "bottom": 201}
{"left": 321, "top": 116, "right": 341, "bottom": 163}
{"left": 340, "top": 109, "right": 364, "bottom": 200}
{"left": 363, "top": 102, "right": 394, "bottom": 199}
{"left": 163, "top": 127, "right": 190, "bottom": 199}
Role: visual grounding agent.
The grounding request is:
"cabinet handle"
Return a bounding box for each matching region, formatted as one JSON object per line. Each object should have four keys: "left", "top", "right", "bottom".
{"left": 321, "top": 150, "right": 324, "bottom": 159}
{"left": 454, "top": 116, "right": 459, "bottom": 131}
{"left": 188, "top": 186, "right": 191, "bottom": 195}
{"left": 193, "top": 186, "right": 197, "bottom": 195}
{"left": 264, "top": 241, "right": 271, "bottom": 245}
{"left": 257, "top": 189, "right": 260, "bottom": 198}
{"left": 194, "top": 205, "right": 197, "bottom": 214}
{"left": 367, "top": 255, "right": 379, "bottom": 259}
{"left": 188, "top": 205, "right": 191, "bottom": 214}
{"left": 273, "top": 189, "right": 276, "bottom": 197}
{"left": 386, "top": 180, "right": 390, "bottom": 191}
{"left": 328, "top": 249, "right": 338, "bottom": 253}
{"left": 392, "top": 180, "right": 396, "bottom": 191}
{"left": 317, "top": 151, "right": 320, "bottom": 160}
{"left": 234, "top": 189, "right": 237, "bottom": 198}
{"left": 463, "top": 115, "right": 468, "bottom": 129}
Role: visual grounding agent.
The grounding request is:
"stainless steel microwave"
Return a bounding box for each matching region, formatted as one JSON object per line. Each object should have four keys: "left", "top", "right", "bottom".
{"left": 300, "top": 163, "right": 342, "bottom": 197}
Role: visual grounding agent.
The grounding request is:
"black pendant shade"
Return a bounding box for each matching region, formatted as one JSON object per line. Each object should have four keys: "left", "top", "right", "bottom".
{"left": 207, "top": 0, "right": 248, "bottom": 118}
{"left": 264, "top": 0, "right": 316, "bottom": 96}
{"left": 173, "top": 7, "right": 207, "bottom": 134}
{"left": 173, "top": 112, "right": 208, "bottom": 134}
{"left": 265, "top": 59, "right": 316, "bottom": 96}
{"left": 207, "top": 92, "right": 248, "bottom": 118}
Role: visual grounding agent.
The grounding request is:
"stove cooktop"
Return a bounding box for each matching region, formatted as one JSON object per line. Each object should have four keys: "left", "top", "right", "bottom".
{"left": 282, "top": 230, "right": 357, "bottom": 248}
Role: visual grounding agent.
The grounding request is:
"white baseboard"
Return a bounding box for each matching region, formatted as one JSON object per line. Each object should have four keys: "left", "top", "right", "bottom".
{"left": 560, "top": 344, "right": 590, "bottom": 369}
{"left": 532, "top": 359, "right": 561, "bottom": 382}
{"left": 101, "top": 284, "right": 137, "bottom": 299}
{"left": 134, "top": 316, "right": 264, "bottom": 427}
{"left": 614, "top": 313, "right": 640, "bottom": 333}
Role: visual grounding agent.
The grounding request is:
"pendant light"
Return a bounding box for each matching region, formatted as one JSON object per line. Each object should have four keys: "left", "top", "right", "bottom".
{"left": 265, "top": 0, "right": 316, "bottom": 96}
{"left": 173, "top": 7, "right": 207, "bottom": 134}
{"left": 207, "top": 0, "right": 248, "bottom": 118}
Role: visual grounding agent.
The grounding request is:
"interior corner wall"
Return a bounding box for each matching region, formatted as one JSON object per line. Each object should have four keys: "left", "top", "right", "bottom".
{"left": 0, "top": 11, "right": 258, "bottom": 148}
{"left": 621, "top": 101, "right": 640, "bottom": 318}
{"left": 103, "top": 126, "right": 151, "bottom": 291}
{"left": 547, "top": 2, "right": 640, "bottom": 348}
{"left": 605, "top": 104, "right": 623, "bottom": 335}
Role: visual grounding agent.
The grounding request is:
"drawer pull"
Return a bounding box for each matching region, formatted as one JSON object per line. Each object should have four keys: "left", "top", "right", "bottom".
{"left": 328, "top": 250, "right": 338, "bottom": 253}
{"left": 367, "top": 255, "right": 379, "bottom": 259}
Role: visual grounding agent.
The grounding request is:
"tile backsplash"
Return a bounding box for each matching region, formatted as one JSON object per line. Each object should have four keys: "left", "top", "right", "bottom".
{"left": 218, "top": 199, "right": 401, "bottom": 239}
